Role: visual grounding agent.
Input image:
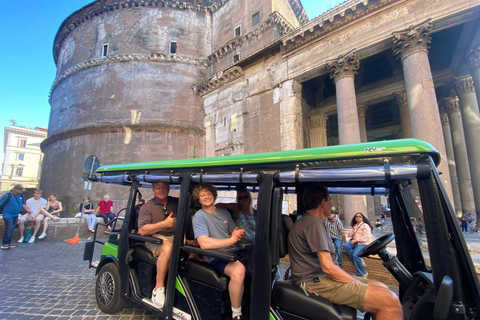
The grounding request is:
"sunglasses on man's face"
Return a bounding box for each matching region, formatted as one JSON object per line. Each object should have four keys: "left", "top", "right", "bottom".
{"left": 238, "top": 195, "right": 249, "bottom": 201}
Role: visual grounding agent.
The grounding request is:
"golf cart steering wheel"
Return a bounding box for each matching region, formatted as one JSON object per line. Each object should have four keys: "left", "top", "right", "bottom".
{"left": 358, "top": 233, "right": 395, "bottom": 257}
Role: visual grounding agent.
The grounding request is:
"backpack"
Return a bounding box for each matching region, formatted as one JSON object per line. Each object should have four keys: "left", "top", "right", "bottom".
{"left": 0, "top": 193, "right": 13, "bottom": 214}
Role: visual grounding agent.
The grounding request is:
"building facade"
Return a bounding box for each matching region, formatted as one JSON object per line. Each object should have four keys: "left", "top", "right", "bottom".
{"left": 44, "top": 0, "right": 480, "bottom": 221}
{"left": 1, "top": 126, "right": 47, "bottom": 193}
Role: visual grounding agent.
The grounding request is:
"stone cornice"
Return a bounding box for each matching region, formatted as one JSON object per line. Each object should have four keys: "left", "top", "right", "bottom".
{"left": 392, "top": 20, "right": 432, "bottom": 62}
{"left": 207, "top": 12, "right": 294, "bottom": 64}
{"left": 50, "top": 53, "right": 205, "bottom": 102}
{"left": 286, "top": 0, "right": 308, "bottom": 24}
{"left": 443, "top": 96, "right": 460, "bottom": 114}
{"left": 466, "top": 45, "right": 480, "bottom": 70}
{"left": 40, "top": 123, "right": 204, "bottom": 151}
{"left": 454, "top": 76, "right": 475, "bottom": 95}
{"left": 6, "top": 126, "right": 48, "bottom": 138}
{"left": 54, "top": 0, "right": 217, "bottom": 64}
{"left": 193, "top": 66, "right": 244, "bottom": 96}
{"left": 281, "top": 0, "right": 401, "bottom": 55}
{"left": 326, "top": 50, "right": 359, "bottom": 82}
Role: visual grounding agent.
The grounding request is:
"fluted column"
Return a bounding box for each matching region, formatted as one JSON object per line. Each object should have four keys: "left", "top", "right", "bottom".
{"left": 357, "top": 105, "right": 368, "bottom": 143}
{"left": 310, "top": 113, "right": 328, "bottom": 147}
{"left": 392, "top": 20, "right": 453, "bottom": 206}
{"left": 454, "top": 77, "right": 480, "bottom": 218}
{"left": 327, "top": 50, "right": 367, "bottom": 224}
{"left": 444, "top": 97, "right": 475, "bottom": 215}
{"left": 440, "top": 112, "right": 462, "bottom": 216}
{"left": 467, "top": 45, "right": 480, "bottom": 110}
{"left": 395, "top": 92, "right": 412, "bottom": 138}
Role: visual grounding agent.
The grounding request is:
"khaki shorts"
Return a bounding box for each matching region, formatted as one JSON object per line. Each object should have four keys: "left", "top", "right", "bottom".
{"left": 145, "top": 234, "right": 174, "bottom": 257}
{"left": 301, "top": 275, "right": 369, "bottom": 312}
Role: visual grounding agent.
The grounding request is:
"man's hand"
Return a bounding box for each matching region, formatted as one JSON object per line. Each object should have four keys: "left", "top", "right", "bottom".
{"left": 231, "top": 227, "right": 245, "bottom": 243}
{"left": 164, "top": 212, "right": 176, "bottom": 228}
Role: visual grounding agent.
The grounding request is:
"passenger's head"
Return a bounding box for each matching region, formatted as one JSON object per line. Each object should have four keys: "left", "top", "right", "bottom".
{"left": 236, "top": 188, "right": 253, "bottom": 212}
{"left": 152, "top": 181, "right": 170, "bottom": 202}
{"left": 49, "top": 193, "right": 57, "bottom": 201}
{"left": 302, "top": 185, "right": 332, "bottom": 217}
{"left": 193, "top": 183, "right": 217, "bottom": 207}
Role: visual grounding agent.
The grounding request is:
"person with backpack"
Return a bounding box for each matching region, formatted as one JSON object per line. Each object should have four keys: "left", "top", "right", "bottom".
{"left": 1, "top": 184, "right": 32, "bottom": 249}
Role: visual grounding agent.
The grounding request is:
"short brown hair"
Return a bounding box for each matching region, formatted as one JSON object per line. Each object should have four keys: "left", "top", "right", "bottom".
{"left": 192, "top": 183, "right": 217, "bottom": 204}
{"left": 303, "top": 185, "right": 329, "bottom": 211}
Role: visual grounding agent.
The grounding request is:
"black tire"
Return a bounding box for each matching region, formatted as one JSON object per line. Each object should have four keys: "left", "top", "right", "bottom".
{"left": 95, "top": 262, "right": 126, "bottom": 314}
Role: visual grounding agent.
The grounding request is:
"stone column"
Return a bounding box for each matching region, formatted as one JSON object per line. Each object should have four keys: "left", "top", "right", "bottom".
{"left": 279, "top": 79, "right": 303, "bottom": 151}
{"left": 454, "top": 77, "right": 480, "bottom": 218}
{"left": 395, "top": 92, "right": 412, "bottom": 138}
{"left": 310, "top": 113, "right": 328, "bottom": 147}
{"left": 392, "top": 20, "right": 454, "bottom": 205}
{"left": 327, "top": 50, "right": 367, "bottom": 223}
{"left": 358, "top": 104, "right": 376, "bottom": 220}
{"left": 466, "top": 45, "right": 480, "bottom": 110}
{"left": 444, "top": 97, "right": 475, "bottom": 215}
{"left": 440, "top": 112, "right": 462, "bottom": 216}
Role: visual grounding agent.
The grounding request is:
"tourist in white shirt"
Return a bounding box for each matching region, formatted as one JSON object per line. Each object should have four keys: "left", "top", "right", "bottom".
{"left": 18, "top": 189, "right": 48, "bottom": 243}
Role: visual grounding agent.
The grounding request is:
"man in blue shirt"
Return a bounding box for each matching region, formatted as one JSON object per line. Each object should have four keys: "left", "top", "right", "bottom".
{"left": 1, "top": 184, "right": 31, "bottom": 249}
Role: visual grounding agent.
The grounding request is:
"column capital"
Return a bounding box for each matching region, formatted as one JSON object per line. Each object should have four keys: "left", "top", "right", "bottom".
{"left": 440, "top": 112, "right": 449, "bottom": 126}
{"left": 326, "top": 50, "right": 359, "bottom": 83}
{"left": 394, "top": 92, "right": 408, "bottom": 109}
{"left": 466, "top": 45, "right": 480, "bottom": 71}
{"left": 357, "top": 105, "right": 367, "bottom": 118}
{"left": 454, "top": 76, "right": 475, "bottom": 95}
{"left": 392, "top": 20, "right": 432, "bottom": 62}
{"left": 443, "top": 96, "right": 460, "bottom": 114}
{"left": 310, "top": 113, "right": 328, "bottom": 128}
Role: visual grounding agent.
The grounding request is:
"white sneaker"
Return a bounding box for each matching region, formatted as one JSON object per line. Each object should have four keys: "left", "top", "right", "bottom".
{"left": 28, "top": 237, "right": 35, "bottom": 243}
{"left": 18, "top": 237, "right": 24, "bottom": 243}
{"left": 152, "top": 287, "right": 165, "bottom": 308}
{"left": 38, "top": 233, "right": 47, "bottom": 239}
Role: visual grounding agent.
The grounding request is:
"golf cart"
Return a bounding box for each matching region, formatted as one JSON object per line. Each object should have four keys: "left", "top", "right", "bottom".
{"left": 84, "top": 138, "right": 480, "bottom": 320}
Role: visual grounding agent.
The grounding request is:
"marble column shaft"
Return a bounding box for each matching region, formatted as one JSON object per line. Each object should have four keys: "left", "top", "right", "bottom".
{"left": 467, "top": 45, "right": 480, "bottom": 113}
{"left": 395, "top": 92, "right": 412, "bottom": 138}
{"left": 440, "top": 112, "right": 462, "bottom": 216}
{"left": 327, "top": 50, "right": 367, "bottom": 223}
{"left": 392, "top": 21, "right": 454, "bottom": 206}
{"left": 444, "top": 97, "right": 475, "bottom": 214}
{"left": 454, "top": 77, "right": 480, "bottom": 218}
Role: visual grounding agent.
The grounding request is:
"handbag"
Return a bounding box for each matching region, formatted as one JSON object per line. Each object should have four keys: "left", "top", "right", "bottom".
{"left": 349, "top": 222, "right": 364, "bottom": 241}
{"left": 23, "top": 221, "right": 34, "bottom": 243}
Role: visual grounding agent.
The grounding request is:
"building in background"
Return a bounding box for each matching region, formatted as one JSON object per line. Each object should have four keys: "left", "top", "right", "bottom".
{"left": 1, "top": 126, "right": 47, "bottom": 193}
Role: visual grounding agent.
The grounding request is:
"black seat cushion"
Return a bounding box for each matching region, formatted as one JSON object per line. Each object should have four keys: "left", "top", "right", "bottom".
{"left": 272, "top": 280, "right": 356, "bottom": 320}
{"left": 184, "top": 259, "right": 229, "bottom": 291}
{"left": 132, "top": 243, "right": 158, "bottom": 265}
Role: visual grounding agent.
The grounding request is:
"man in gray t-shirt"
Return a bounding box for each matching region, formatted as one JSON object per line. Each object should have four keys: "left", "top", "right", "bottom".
{"left": 288, "top": 185, "right": 402, "bottom": 319}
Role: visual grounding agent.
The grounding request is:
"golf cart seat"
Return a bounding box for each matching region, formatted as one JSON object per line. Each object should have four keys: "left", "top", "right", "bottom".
{"left": 131, "top": 242, "right": 158, "bottom": 266}
{"left": 184, "top": 259, "right": 229, "bottom": 290}
{"left": 272, "top": 280, "right": 356, "bottom": 320}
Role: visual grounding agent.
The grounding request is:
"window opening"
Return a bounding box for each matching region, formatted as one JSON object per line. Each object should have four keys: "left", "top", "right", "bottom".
{"left": 17, "top": 153, "right": 25, "bottom": 161}
{"left": 233, "top": 53, "right": 240, "bottom": 63}
{"left": 170, "top": 41, "right": 177, "bottom": 55}
{"left": 235, "top": 26, "right": 241, "bottom": 38}
{"left": 102, "top": 44, "right": 109, "bottom": 58}
{"left": 18, "top": 139, "right": 27, "bottom": 148}
{"left": 15, "top": 168, "right": 23, "bottom": 176}
{"left": 252, "top": 12, "right": 260, "bottom": 26}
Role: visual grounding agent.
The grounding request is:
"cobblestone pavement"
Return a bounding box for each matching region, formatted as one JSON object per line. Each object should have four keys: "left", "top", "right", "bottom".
{"left": 0, "top": 237, "right": 161, "bottom": 320}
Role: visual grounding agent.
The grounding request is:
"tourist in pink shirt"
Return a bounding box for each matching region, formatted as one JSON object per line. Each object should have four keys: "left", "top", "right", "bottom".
{"left": 344, "top": 212, "right": 373, "bottom": 278}
{"left": 96, "top": 195, "right": 114, "bottom": 233}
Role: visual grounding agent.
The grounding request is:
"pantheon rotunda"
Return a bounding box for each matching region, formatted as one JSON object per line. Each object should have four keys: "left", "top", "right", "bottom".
{"left": 43, "top": 0, "right": 480, "bottom": 222}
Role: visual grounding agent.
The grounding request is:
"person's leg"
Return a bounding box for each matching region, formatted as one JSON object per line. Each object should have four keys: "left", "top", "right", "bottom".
{"left": 333, "top": 238, "right": 343, "bottom": 265}
{"left": 36, "top": 208, "right": 58, "bottom": 220}
{"left": 32, "top": 216, "right": 44, "bottom": 237}
{"left": 151, "top": 240, "right": 173, "bottom": 308}
{"left": 343, "top": 241, "right": 354, "bottom": 259}
{"left": 41, "top": 217, "right": 51, "bottom": 234}
{"left": 87, "top": 214, "right": 96, "bottom": 231}
{"left": 18, "top": 217, "right": 26, "bottom": 239}
{"left": 2, "top": 218, "right": 15, "bottom": 247}
{"left": 352, "top": 244, "right": 367, "bottom": 275}
{"left": 223, "top": 260, "right": 246, "bottom": 309}
{"left": 363, "top": 283, "right": 402, "bottom": 320}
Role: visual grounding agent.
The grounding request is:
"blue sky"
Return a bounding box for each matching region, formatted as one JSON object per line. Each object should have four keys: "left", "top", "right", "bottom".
{"left": 0, "top": 0, "right": 344, "bottom": 165}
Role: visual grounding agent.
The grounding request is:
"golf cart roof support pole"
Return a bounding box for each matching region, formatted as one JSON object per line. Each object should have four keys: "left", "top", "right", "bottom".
{"left": 119, "top": 178, "right": 139, "bottom": 298}
{"left": 164, "top": 173, "right": 191, "bottom": 320}
{"left": 250, "top": 173, "right": 275, "bottom": 320}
